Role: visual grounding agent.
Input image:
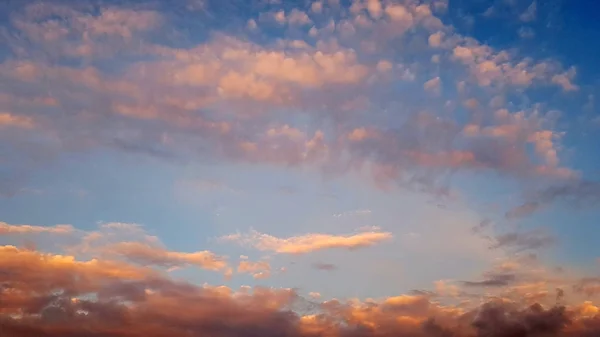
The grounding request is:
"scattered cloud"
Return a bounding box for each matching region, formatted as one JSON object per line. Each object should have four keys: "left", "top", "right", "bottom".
{"left": 423, "top": 76, "right": 442, "bottom": 95}
{"left": 237, "top": 259, "right": 271, "bottom": 279}
{"left": 0, "top": 0, "right": 585, "bottom": 198}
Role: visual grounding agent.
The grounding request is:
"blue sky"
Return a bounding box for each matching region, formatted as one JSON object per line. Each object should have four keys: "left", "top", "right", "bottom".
{"left": 1, "top": 0, "right": 600, "bottom": 329}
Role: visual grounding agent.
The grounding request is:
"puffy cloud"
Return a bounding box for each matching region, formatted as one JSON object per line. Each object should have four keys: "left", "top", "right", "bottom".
{"left": 8, "top": 221, "right": 232, "bottom": 276}
{"left": 237, "top": 259, "right": 272, "bottom": 279}
{"left": 450, "top": 40, "right": 573, "bottom": 90}
{"left": 287, "top": 9, "right": 312, "bottom": 25}
{"left": 423, "top": 76, "right": 442, "bottom": 95}
{"left": 552, "top": 67, "right": 579, "bottom": 92}
{"left": 8, "top": 4, "right": 161, "bottom": 59}
{"left": 428, "top": 31, "right": 444, "bottom": 47}
{"left": 366, "top": 0, "right": 383, "bottom": 19}
{"left": 311, "top": 1, "right": 323, "bottom": 14}
{"left": 309, "top": 291, "right": 322, "bottom": 299}
{"left": 221, "top": 227, "right": 393, "bottom": 254}
{"left": 0, "top": 0, "right": 589, "bottom": 203}
{"left": 1, "top": 244, "right": 600, "bottom": 337}
{"left": 0, "top": 245, "right": 158, "bottom": 298}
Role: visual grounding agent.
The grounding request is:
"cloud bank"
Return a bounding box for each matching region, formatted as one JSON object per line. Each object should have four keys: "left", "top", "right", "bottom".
{"left": 1, "top": 243, "right": 600, "bottom": 337}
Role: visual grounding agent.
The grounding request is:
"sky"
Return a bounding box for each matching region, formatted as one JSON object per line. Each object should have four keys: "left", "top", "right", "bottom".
{"left": 1, "top": 0, "right": 600, "bottom": 336}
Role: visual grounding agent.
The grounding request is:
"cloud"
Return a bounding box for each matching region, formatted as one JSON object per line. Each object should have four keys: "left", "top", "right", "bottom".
{"left": 573, "top": 278, "right": 600, "bottom": 297}
{"left": 490, "top": 229, "right": 555, "bottom": 251}
{"left": 10, "top": 221, "right": 232, "bottom": 276}
{"left": 0, "top": 113, "right": 34, "bottom": 129}
{"left": 552, "top": 67, "right": 579, "bottom": 92}
{"left": 2, "top": 243, "right": 600, "bottom": 337}
{"left": 428, "top": 31, "right": 444, "bottom": 47}
{"left": 506, "top": 180, "right": 600, "bottom": 218}
{"left": 505, "top": 201, "right": 541, "bottom": 219}
{"left": 423, "top": 76, "right": 442, "bottom": 95}
{"left": 221, "top": 227, "right": 393, "bottom": 254}
{"left": 519, "top": 1, "right": 537, "bottom": 22}
{"left": 462, "top": 273, "right": 517, "bottom": 288}
{"left": 109, "top": 241, "right": 228, "bottom": 271}
{"left": 309, "top": 291, "right": 322, "bottom": 299}
{"left": 0, "top": 0, "right": 586, "bottom": 199}
{"left": 237, "top": 259, "right": 271, "bottom": 279}
{"left": 312, "top": 262, "right": 337, "bottom": 271}
{"left": 0, "top": 221, "right": 74, "bottom": 235}
{"left": 518, "top": 26, "right": 535, "bottom": 39}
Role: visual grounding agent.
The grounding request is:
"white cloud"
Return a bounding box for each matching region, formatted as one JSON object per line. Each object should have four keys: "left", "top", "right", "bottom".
{"left": 519, "top": 1, "right": 537, "bottom": 22}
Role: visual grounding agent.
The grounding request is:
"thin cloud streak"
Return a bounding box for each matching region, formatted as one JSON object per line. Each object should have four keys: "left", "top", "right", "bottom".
{"left": 221, "top": 228, "right": 393, "bottom": 254}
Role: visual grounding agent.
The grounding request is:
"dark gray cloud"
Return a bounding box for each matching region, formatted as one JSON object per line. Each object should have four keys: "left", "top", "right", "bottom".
{"left": 462, "top": 273, "right": 517, "bottom": 288}
{"left": 312, "top": 262, "right": 337, "bottom": 271}
{"left": 506, "top": 180, "right": 600, "bottom": 219}
{"left": 572, "top": 277, "right": 600, "bottom": 297}
{"left": 490, "top": 229, "right": 555, "bottom": 251}
{"left": 505, "top": 201, "right": 541, "bottom": 220}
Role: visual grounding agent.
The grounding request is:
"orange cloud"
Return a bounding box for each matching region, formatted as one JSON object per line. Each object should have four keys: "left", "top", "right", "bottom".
{"left": 221, "top": 227, "right": 393, "bottom": 254}
{"left": 1, "top": 245, "right": 600, "bottom": 337}
{"left": 109, "top": 241, "right": 228, "bottom": 271}
{"left": 237, "top": 260, "right": 271, "bottom": 279}
{"left": 0, "top": 0, "right": 587, "bottom": 206}
{"left": 0, "top": 113, "right": 34, "bottom": 129}
{"left": 0, "top": 221, "right": 74, "bottom": 235}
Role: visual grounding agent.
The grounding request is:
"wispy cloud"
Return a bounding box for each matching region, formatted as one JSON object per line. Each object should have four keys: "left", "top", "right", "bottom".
{"left": 221, "top": 227, "right": 392, "bottom": 254}
{"left": 237, "top": 259, "right": 271, "bottom": 279}
{"left": 0, "top": 221, "right": 74, "bottom": 235}
{"left": 109, "top": 241, "right": 228, "bottom": 271}
{"left": 312, "top": 262, "right": 337, "bottom": 271}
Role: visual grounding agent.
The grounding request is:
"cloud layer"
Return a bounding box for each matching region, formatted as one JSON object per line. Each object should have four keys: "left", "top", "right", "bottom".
{"left": 1, "top": 242, "right": 600, "bottom": 337}
{"left": 0, "top": 0, "right": 590, "bottom": 205}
